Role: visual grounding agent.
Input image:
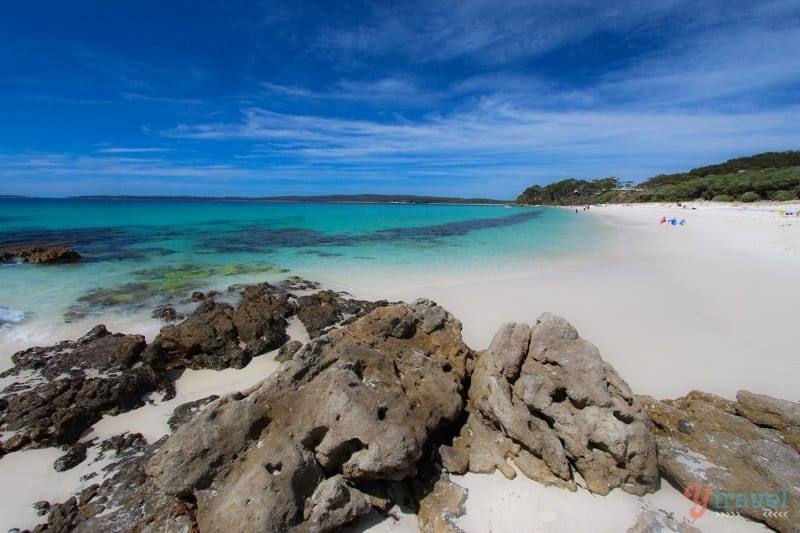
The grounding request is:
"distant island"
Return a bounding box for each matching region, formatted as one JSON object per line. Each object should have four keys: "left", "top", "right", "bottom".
{"left": 65, "top": 194, "right": 510, "bottom": 205}
{"left": 516, "top": 150, "right": 800, "bottom": 205}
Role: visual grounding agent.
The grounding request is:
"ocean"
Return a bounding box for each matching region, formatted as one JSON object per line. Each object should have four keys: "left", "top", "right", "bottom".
{"left": 0, "top": 198, "right": 612, "bottom": 363}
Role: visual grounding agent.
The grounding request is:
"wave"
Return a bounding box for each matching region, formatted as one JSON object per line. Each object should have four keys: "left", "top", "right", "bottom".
{"left": 0, "top": 305, "right": 24, "bottom": 327}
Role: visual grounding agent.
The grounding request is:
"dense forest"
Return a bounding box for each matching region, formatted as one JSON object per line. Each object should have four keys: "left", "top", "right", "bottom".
{"left": 516, "top": 151, "right": 800, "bottom": 205}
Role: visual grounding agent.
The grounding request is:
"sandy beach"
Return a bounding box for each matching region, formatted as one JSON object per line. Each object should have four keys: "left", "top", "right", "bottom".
{"left": 1, "top": 201, "right": 798, "bottom": 532}
{"left": 367, "top": 201, "right": 800, "bottom": 402}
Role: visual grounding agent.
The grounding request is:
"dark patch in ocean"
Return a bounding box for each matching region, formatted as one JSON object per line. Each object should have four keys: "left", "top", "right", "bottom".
{"left": 194, "top": 210, "right": 544, "bottom": 253}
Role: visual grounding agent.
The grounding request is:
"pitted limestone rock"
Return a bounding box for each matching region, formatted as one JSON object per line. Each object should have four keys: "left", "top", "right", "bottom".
{"left": 465, "top": 313, "right": 658, "bottom": 496}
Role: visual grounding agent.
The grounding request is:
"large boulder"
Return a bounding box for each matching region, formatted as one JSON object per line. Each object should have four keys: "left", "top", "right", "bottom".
{"left": 147, "top": 300, "right": 471, "bottom": 531}
{"left": 642, "top": 391, "right": 800, "bottom": 532}
{"left": 457, "top": 313, "right": 658, "bottom": 496}
{"left": 0, "top": 325, "right": 172, "bottom": 452}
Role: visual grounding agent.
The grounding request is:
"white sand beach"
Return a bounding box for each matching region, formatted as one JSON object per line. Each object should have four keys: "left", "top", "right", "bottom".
{"left": 1, "top": 201, "right": 798, "bottom": 532}
{"left": 366, "top": 201, "right": 800, "bottom": 402}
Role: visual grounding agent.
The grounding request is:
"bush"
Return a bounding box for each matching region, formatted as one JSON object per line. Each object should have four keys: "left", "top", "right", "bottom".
{"left": 769, "top": 190, "right": 797, "bottom": 201}
{"left": 739, "top": 191, "right": 760, "bottom": 203}
{"left": 712, "top": 194, "right": 735, "bottom": 202}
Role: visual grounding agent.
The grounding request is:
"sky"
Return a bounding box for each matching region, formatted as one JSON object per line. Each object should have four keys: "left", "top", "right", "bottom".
{"left": 0, "top": 0, "right": 799, "bottom": 199}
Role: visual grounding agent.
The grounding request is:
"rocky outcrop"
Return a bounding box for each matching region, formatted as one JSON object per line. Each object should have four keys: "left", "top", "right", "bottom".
{"left": 0, "top": 246, "right": 81, "bottom": 264}
{"left": 0, "top": 325, "right": 172, "bottom": 452}
{"left": 641, "top": 390, "right": 800, "bottom": 532}
{"left": 146, "top": 300, "right": 471, "bottom": 532}
{"left": 295, "top": 290, "right": 386, "bottom": 338}
{"left": 143, "top": 283, "right": 383, "bottom": 370}
{"left": 735, "top": 389, "right": 800, "bottom": 453}
{"left": 32, "top": 433, "right": 194, "bottom": 533}
{"left": 143, "top": 283, "right": 294, "bottom": 370}
{"left": 454, "top": 313, "right": 659, "bottom": 496}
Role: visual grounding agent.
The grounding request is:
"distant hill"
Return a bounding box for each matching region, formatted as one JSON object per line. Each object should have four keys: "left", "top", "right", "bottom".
{"left": 69, "top": 194, "right": 510, "bottom": 205}
{"left": 516, "top": 150, "right": 800, "bottom": 205}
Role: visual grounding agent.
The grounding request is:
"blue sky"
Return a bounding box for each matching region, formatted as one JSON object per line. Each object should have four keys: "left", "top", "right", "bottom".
{"left": 1, "top": 0, "right": 798, "bottom": 198}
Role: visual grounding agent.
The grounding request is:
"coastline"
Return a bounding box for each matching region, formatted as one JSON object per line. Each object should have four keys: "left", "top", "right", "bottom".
{"left": 351, "top": 201, "right": 800, "bottom": 401}
{"left": 0, "top": 201, "right": 798, "bottom": 531}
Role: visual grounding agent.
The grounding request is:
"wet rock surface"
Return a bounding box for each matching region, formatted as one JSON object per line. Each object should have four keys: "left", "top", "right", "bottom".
{"left": 457, "top": 314, "right": 659, "bottom": 496}
{"left": 641, "top": 390, "right": 800, "bottom": 532}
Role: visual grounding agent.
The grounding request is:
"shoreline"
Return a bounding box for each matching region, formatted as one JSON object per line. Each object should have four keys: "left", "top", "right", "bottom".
{"left": 0, "top": 201, "right": 797, "bottom": 531}
{"left": 347, "top": 201, "right": 800, "bottom": 401}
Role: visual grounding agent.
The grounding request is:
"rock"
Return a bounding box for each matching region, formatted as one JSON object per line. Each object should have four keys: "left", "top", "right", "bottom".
{"left": 736, "top": 390, "right": 800, "bottom": 452}
{"left": 167, "top": 395, "right": 220, "bottom": 432}
{"left": 415, "top": 475, "right": 468, "bottom": 533}
{"left": 147, "top": 301, "right": 471, "bottom": 531}
{"left": 33, "top": 501, "right": 50, "bottom": 516}
{"left": 145, "top": 283, "right": 295, "bottom": 370}
{"left": 0, "top": 325, "right": 172, "bottom": 451}
{"left": 280, "top": 276, "right": 322, "bottom": 292}
{"left": 626, "top": 506, "right": 702, "bottom": 533}
{"left": 641, "top": 392, "right": 800, "bottom": 532}
{"left": 463, "top": 313, "right": 658, "bottom": 496}
{"left": 151, "top": 305, "right": 182, "bottom": 322}
{"left": 232, "top": 282, "right": 293, "bottom": 355}
{"left": 145, "top": 299, "right": 249, "bottom": 370}
{"left": 14, "top": 246, "right": 81, "bottom": 264}
{"left": 439, "top": 444, "right": 469, "bottom": 475}
{"left": 276, "top": 340, "right": 303, "bottom": 362}
{"left": 295, "top": 290, "right": 387, "bottom": 338}
{"left": 31, "top": 433, "right": 195, "bottom": 533}
{"left": 303, "top": 474, "right": 372, "bottom": 533}
{"left": 53, "top": 442, "right": 91, "bottom": 472}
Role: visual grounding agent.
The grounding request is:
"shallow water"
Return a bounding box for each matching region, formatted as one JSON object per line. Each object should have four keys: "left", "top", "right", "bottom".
{"left": 0, "top": 198, "right": 612, "bottom": 362}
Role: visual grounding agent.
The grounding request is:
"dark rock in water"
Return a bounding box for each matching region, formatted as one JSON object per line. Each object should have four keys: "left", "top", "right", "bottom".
{"left": 276, "top": 340, "right": 303, "bottom": 362}
{"left": 641, "top": 390, "right": 800, "bottom": 532}
{"left": 0, "top": 246, "right": 81, "bottom": 265}
{"left": 18, "top": 246, "right": 81, "bottom": 264}
{"left": 53, "top": 441, "right": 91, "bottom": 472}
{"left": 146, "top": 300, "right": 471, "bottom": 532}
{"left": 455, "top": 314, "right": 658, "bottom": 496}
{"left": 151, "top": 305, "right": 182, "bottom": 322}
{"left": 280, "top": 276, "right": 322, "bottom": 292}
{"left": 0, "top": 325, "right": 173, "bottom": 451}
{"left": 167, "top": 395, "right": 220, "bottom": 432}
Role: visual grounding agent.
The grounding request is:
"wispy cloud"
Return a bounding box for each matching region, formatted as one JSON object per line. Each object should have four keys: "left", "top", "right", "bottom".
{"left": 94, "top": 147, "right": 171, "bottom": 154}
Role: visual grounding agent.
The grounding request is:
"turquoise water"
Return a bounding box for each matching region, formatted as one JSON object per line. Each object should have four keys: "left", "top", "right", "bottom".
{"left": 0, "top": 198, "right": 612, "bottom": 353}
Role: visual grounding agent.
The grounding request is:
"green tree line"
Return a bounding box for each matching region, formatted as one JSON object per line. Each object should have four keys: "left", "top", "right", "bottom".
{"left": 516, "top": 151, "right": 800, "bottom": 205}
